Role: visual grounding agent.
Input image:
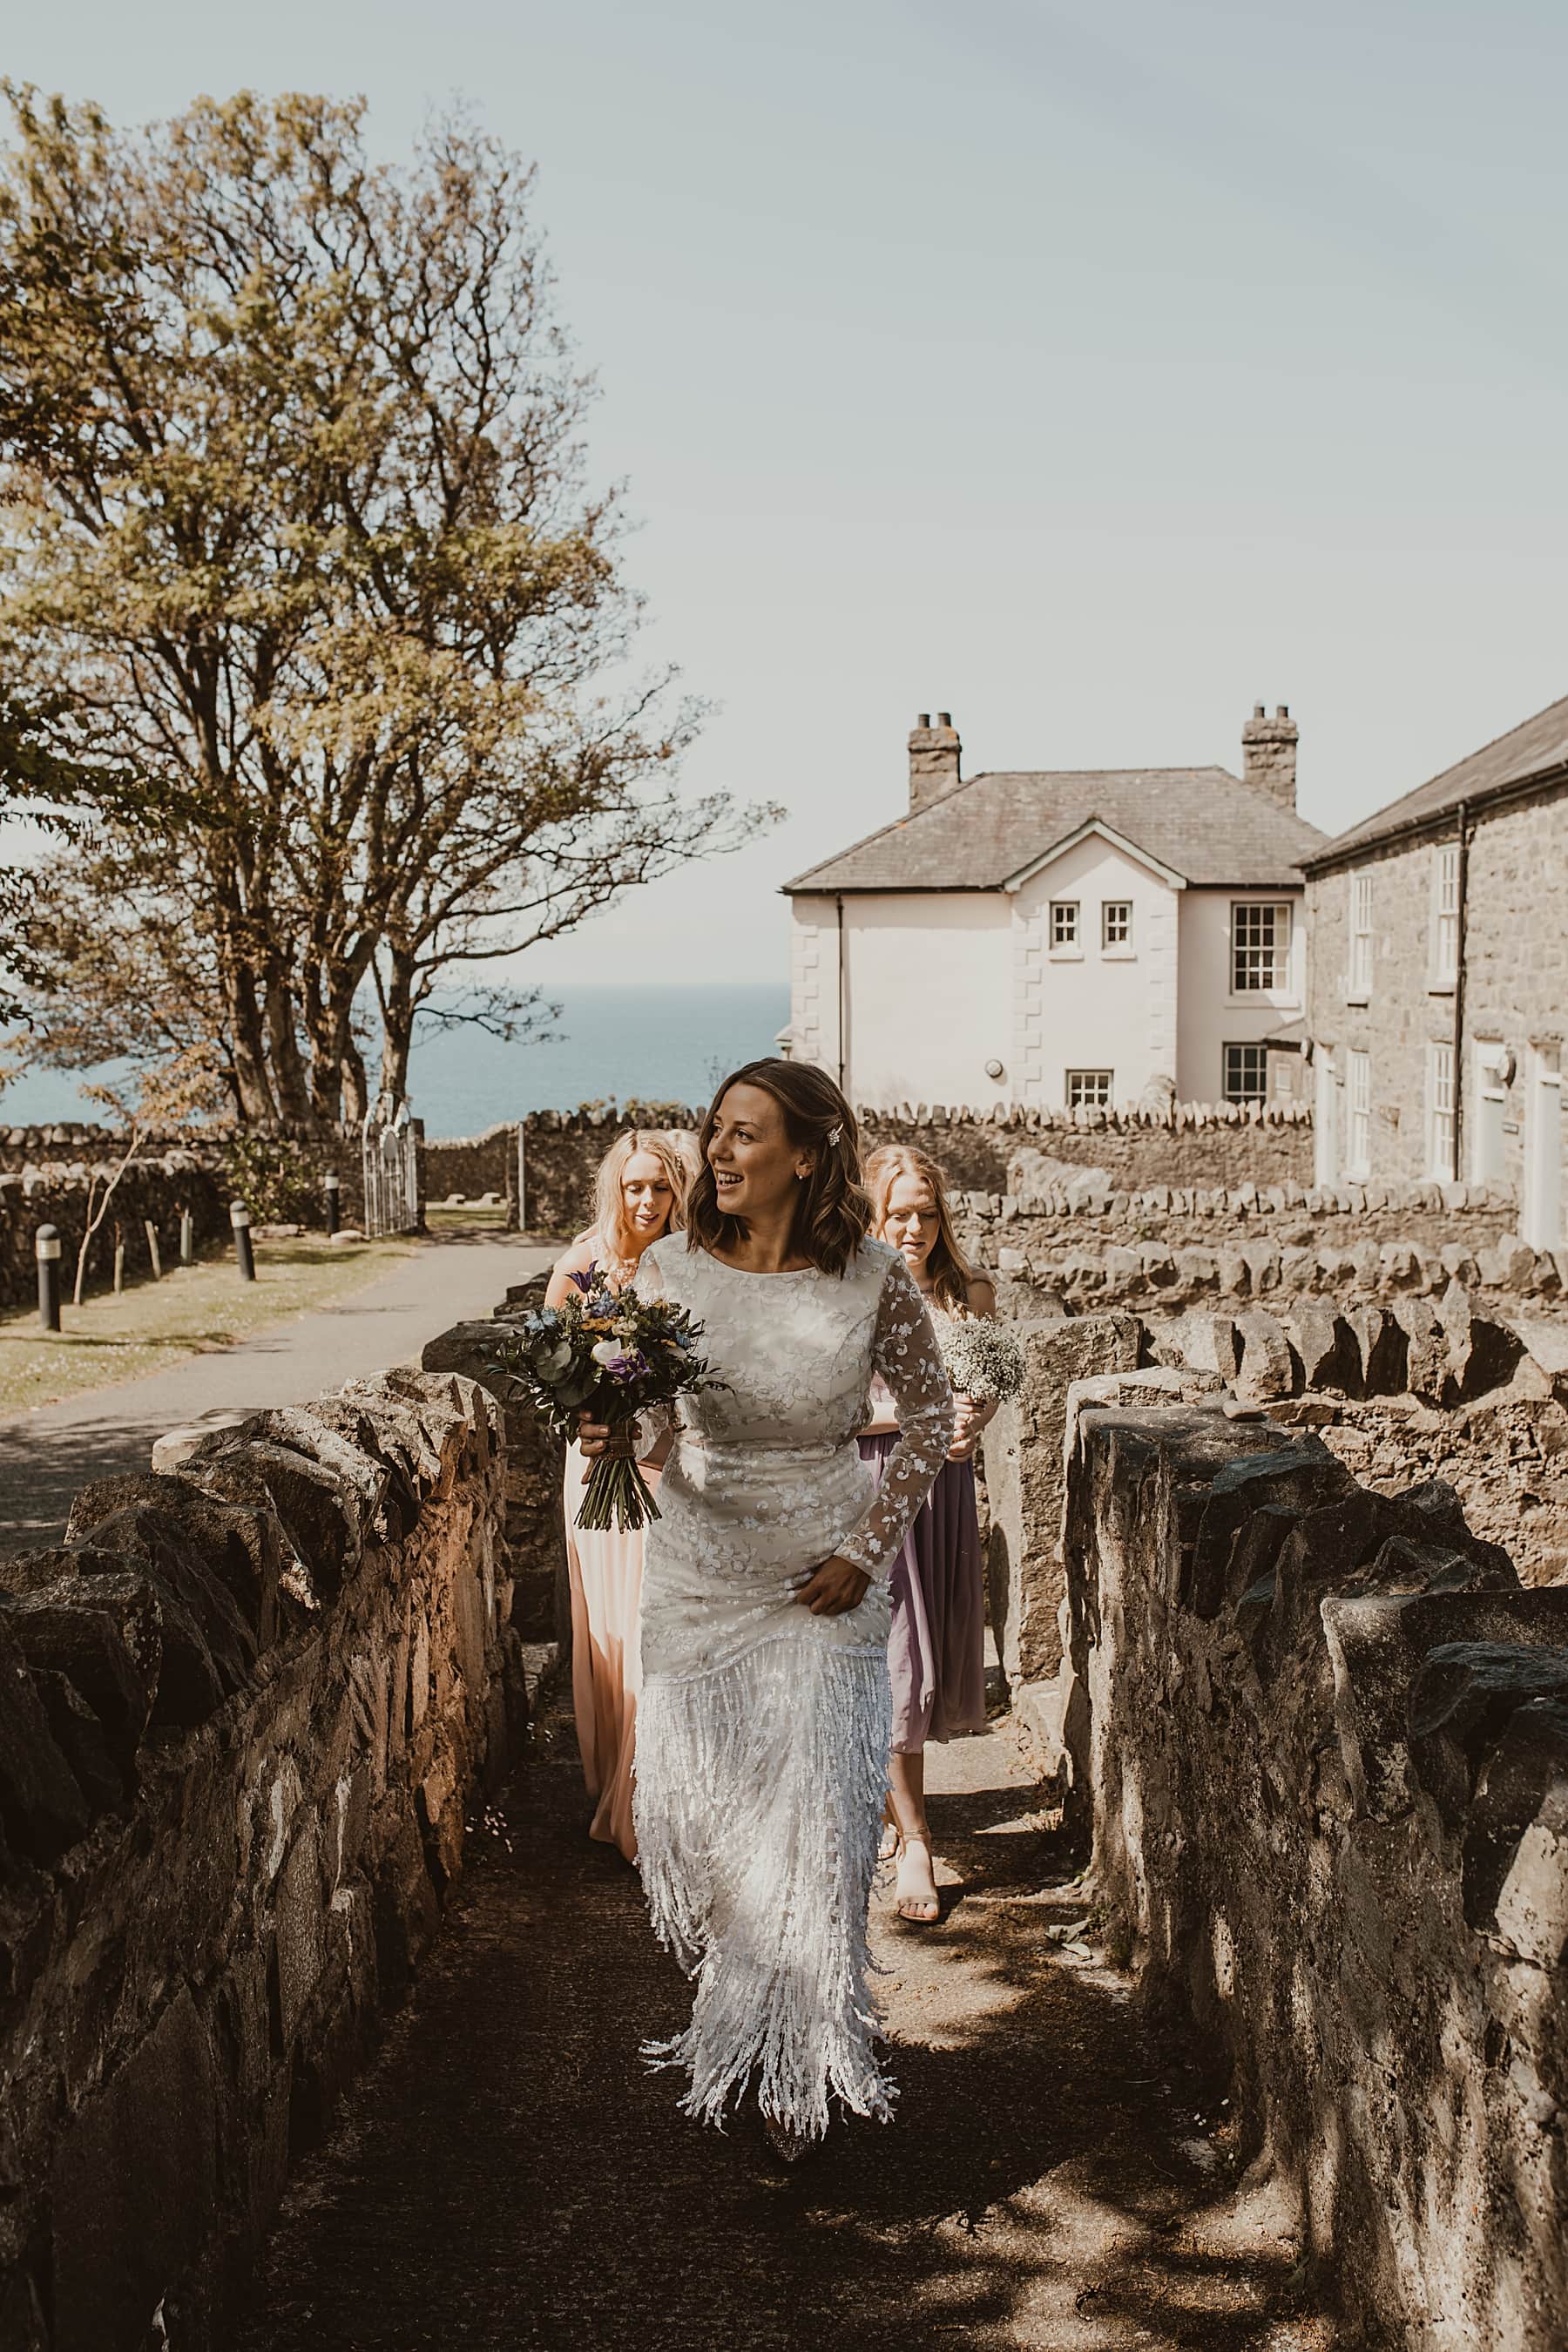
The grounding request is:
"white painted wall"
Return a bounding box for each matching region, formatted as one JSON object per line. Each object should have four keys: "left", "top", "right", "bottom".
{"left": 788, "top": 890, "right": 1013, "bottom": 1105}
{"left": 789, "top": 865, "right": 1306, "bottom": 1111}
{"left": 1010, "top": 837, "right": 1180, "bottom": 1107}
{"left": 1175, "top": 886, "right": 1305, "bottom": 1102}
{"left": 787, "top": 894, "right": 841, "bottom": 1077}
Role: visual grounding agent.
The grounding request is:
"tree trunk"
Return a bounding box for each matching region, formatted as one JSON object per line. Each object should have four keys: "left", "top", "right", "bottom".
{"left": 378, "top": 956, "right": 418, "bottom": 1108}
{"left": 222, "top": 964, "right": 281, "bottom": 1129}
{"left": 340, "top": 1036, "right": 369, "bottom": 1127}
{"left": 265, "top": 967, "right": 316, "bottom": 1131}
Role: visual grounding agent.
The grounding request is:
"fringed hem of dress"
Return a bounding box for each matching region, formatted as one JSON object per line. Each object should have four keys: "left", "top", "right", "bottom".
{"left": 633, "top": 1632, "right": 896, "bottom": 2141}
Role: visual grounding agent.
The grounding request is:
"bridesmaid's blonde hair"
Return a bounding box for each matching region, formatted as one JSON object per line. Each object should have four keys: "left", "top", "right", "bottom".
{"left": 864, "top": 1142, "right": 977, "bottom": 1314}
{"left": 583, "top": 1130, "right": 692, "bottom": 1270}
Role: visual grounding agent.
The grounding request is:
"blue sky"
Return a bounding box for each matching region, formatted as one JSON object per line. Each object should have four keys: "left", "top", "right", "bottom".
{"left": 8, "top": 0, "right": 1567, "bottom": 983}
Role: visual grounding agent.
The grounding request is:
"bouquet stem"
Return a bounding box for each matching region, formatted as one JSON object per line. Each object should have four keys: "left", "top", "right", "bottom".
{"left": 577, "top": 1449, "right": 661, "bottom": 1534}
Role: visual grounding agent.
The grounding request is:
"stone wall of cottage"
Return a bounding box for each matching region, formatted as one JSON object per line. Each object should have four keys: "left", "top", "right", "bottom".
{"left": 0, "top": 1370, "right": 526, "bottom": 2352}
{"left": 1058, "top": 1397, "right": 1568, "bottom": 2350}
{"left": 1308, "top": 779, "right": 1568, "bottom": 1202}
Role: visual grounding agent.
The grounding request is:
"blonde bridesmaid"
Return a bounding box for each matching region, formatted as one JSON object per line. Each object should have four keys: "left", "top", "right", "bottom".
{"left": 547, "top": 1130, "right": 691, "bottom": 1862}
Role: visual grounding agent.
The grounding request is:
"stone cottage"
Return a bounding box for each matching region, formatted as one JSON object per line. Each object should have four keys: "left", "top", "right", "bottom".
{"left": 1302, "top": 692, "right": 1568, "bottom": 1248}
{"left": 782, "top": 708, "right": 1326, "bottom": 1110}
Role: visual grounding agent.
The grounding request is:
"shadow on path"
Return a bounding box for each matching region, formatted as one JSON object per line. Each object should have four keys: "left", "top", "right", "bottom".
{"left": 235, "top": 1697, "right": 1334, "bottom": 2352}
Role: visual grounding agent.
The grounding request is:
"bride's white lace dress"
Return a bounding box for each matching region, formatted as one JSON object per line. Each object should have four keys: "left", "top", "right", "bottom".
{"left": 631, "top": 1233, "right": 955, "bottom": 2139}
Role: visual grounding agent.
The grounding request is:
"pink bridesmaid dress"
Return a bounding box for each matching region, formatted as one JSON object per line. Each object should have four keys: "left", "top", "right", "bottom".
{"left": 562, "top": 1439, "right": 653, "bottom": 1864}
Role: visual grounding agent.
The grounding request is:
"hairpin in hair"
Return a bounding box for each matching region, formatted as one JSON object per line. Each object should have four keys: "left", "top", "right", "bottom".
{"left": 827, "top": 1124, "right": 842, "bottom": 1147}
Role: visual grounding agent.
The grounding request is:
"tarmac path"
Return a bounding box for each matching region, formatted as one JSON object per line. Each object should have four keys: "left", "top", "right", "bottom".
{"left": 235, "top": 1687, "right": 1332, "bottom": 2352}
{"left": 0, "top": 1228, "right": 553, "bottom": 1556}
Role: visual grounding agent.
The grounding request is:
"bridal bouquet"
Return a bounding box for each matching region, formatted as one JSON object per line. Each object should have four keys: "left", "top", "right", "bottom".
{"left": 936, "top": 1315, "right": 1025, "bottom": 1404}
{"left": 488, "top": 1267, "right": 724, "bottom": 1532}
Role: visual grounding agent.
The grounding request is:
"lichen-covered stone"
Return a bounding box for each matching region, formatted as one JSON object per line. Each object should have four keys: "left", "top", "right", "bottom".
{"left": 0, "top": 1370, "right": 517, "bottom": 2352}
{"left": 1064, "top": 1400, "right": 1568, "bottom": 2349}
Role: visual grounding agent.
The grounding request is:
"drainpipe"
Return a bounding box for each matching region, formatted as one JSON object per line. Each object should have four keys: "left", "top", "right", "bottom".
{"left": 835, "top": 893, "right": 847, "bottom": 1092}
{"left": 1453, "top": 802, "right": 1470, "bottom": 1182}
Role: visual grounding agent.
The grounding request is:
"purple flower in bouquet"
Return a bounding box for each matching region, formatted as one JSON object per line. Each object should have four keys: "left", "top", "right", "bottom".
{"left": 486, "top": 1281, "right": 727, "bottom": 1532}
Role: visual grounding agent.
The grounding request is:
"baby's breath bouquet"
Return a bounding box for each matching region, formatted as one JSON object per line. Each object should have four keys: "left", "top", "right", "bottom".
{"left": 488, "top": 1266, "right": 724, "bottom": 1532}
{"left": 936, "top": 1316, "right": 1025, "bottom": 1404}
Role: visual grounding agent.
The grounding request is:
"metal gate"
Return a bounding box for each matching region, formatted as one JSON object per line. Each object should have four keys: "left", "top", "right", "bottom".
{"left": 362, "top": 1098, "right": 420, "bottom": 1237}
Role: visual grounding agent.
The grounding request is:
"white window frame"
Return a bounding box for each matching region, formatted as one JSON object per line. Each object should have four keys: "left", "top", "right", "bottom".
{"left": 1231, "top": 901, "right": 1291, "bottom": 996}
{"left": 1101, "top": 899, "right": 1132, "bottom": 950}
{"left": 1430, "top": 844, "right": 1460, "bottom": 989}
{"left": 1222, "top": 1043, "right": 1268, "bottom": 1104}
{"left": 1066, "top": 1068, "right": 1113, "bottom": 1110}
{"left": 1522, "top": 1042, "right": 1564, "bottom": 1253}
{"left": 1471, "top": 1041, "right": 1508, "bottom": 1183}
{"left": 1049, "top": 899, "right": 1080, "bottom": 952}
{"left": 1314, "top": 1046, "right": 1340, "bottom": 1187}
{"left": 1348, "top": 872, "right": 1373, "bottom": 1001}
{"left": 1347, "top": 1048, "right": 1371, "bottom": 1178}
{"left": 1428, "top": 1039, "right": 1456, "bottom": 1181}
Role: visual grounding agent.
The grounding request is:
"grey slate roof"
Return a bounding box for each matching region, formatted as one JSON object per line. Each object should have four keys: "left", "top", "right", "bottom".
{"left": 1303, "top": 693, "right": 1568, "bottom": 870}
{"left": 784, "top": 767, "right": 1328, "bottom": 894}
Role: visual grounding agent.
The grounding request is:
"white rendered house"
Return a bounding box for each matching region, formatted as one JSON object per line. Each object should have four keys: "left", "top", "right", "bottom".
{"left": 782, "top": 710, "right": 1326, "bottom": 1111}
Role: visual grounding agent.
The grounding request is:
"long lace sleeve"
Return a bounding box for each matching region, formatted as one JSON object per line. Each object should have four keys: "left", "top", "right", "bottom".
{"left": 839, "top": 1254, "right": 956, "bottom": 1580}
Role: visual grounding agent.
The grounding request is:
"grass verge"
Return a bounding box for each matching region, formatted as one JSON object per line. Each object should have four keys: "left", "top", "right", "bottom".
{"left": 0, "top": 1233, "right": 415, "bottom": 1416}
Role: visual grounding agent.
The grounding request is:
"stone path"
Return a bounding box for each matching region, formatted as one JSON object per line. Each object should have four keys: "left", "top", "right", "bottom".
{"left": 237, "top": 1689, "right": 1332, "bottom": 2351}
{"left": 0, "top": 1229, "right": 553, "bottom": 1556}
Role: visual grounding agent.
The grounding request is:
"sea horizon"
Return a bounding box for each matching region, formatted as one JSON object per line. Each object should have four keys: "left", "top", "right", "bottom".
{"left": 0, "top": 981, "right": 791, "bottom": 1141}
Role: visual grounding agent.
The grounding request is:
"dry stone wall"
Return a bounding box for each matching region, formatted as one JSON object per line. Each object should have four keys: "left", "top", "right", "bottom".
{"left": 986, "top": 1216, "right": 1560, "bottom": 1314}
{"left": 0, "top": 1124, "right": 385, "bottom": 1308}
{"left": 422, "top": 1271, "right": 569, "bottom": 1646}
{"left": 0, "top": 1157, "right": 229, "bottom": 1314}
{"left": 518, "top": 1098, "right": 1315, "bottom": 1237}
{"left": 984, "top": 1277, "right": 1568, "bottom": 1781}
{"left": 984, "top": 1315, "right": 1139, "bottom": 1704}
{"left": 421, "top": 1124, "right": 519, "bottom": 1223}
{"left": 1062, "top": 1397, "right": 1568, "bottom": 2349}
{"left": 0, "top": 1369, "right": 525, "bottom": 2352}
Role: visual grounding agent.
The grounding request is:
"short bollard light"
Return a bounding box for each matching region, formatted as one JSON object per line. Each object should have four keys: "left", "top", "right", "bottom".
{"left": 324, "top": 1170, "right": 341, "bottom": 1235}
{"left": 231, "top": 1199, "right": 256, "bottom": 1283}
{"left": 36, "top": 1223, "right": 62, "bottom": 1332}
{"left": 179, "top": 1206, "right": 195, "bottom": 1267}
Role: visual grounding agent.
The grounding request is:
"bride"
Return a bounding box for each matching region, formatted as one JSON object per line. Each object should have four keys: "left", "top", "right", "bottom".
{"left": 581, "top": 1058, "right": 954, "bottom": 2157}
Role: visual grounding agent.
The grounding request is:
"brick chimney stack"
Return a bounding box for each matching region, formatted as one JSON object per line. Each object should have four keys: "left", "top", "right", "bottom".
{"left": 1241, "top": 703, "right": 1299, "bottom": 810}
{"left": 909, "top": 711, "right": 961, "bottom": 811}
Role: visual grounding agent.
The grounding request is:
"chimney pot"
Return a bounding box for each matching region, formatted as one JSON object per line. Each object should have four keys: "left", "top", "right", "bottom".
{"left": 937, "top": 710, "right": 952, "bottom": 727}
{"left": 1253, "top": 703, "right": 1266, "bottom": 719}
{"left": 1276, "top": 704, "right": 1289, "bottom": 720}
{"left": 917, "top": 713, "right": 930, "bottom": 729}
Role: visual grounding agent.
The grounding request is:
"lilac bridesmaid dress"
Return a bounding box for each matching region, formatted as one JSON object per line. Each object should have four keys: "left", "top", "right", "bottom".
{"left": 859, "top": 1390, "right": 986, "bottom": 1752}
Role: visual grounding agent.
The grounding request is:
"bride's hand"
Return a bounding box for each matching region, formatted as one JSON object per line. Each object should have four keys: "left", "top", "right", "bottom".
{"left": 794, "top": 1554, "right": 872, "bottom": 1617}
{"left": 577, "top": 1413, "right": 633, "bottom": 1479}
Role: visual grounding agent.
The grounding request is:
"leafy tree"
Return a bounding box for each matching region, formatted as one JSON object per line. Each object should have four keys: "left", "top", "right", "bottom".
{"left": 0, "top": 89, "right": 776, "bottom": 1127}
{"left": 0, "top": 684, "right": 145, "bottom": 1026}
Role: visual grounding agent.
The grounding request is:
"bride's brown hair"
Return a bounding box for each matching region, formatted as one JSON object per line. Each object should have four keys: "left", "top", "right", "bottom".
{"left": 686, "top": 1058, "right": 870, "bottom": 1278}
